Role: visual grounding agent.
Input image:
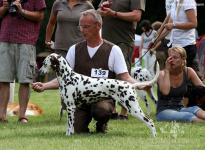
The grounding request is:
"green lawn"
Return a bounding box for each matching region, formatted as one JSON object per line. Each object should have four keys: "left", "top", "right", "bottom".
{"left": 1, "top": 86, "right": 205, "bottom": 150}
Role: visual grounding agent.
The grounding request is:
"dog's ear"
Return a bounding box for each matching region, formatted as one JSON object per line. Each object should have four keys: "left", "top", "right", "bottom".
{"left": 193, "top": 86, "right": 205, "bottom": 107}
{"left": 50, "top": 55, "right": 60, "bottom": 72}
{"left": 192, "top": 86, "right": 205, "bottom": 98}
{"left": 184, "top": 83, "right": 193, "bottom": 98}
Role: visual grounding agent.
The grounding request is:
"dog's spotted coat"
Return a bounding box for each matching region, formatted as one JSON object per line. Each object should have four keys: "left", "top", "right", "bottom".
{"left": 131, "top": 66, "right": 157, "bottom": 115}
{"left": 40, "top": 53, "right": 159, "bottom": 137}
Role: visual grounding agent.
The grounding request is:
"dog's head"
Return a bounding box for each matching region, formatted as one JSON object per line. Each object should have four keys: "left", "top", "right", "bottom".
{"left": 7, "top": 102, "right": 43, "bottom": 116}
{"left": 40, "top": 53, "right": 61, "bottom": 75}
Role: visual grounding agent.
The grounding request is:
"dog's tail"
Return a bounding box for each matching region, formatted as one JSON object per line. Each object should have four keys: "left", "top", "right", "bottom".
{"left": 132, "top": 61, "right": 160, "bottom": 89}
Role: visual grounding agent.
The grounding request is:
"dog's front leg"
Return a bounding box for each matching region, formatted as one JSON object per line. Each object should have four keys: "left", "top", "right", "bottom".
{"left": 66, "top": 106, "right": 76, "bottom": 136}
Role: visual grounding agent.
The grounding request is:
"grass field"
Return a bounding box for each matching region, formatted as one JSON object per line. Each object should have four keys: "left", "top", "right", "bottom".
{"left": 1, "top": 85, "right": 205, "bottom": 150}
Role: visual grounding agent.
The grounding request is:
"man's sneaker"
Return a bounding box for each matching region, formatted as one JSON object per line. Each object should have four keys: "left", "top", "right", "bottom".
{"left": 118, "top": 115, "right": 128, "bottom": 120}
{"left": 110, "top": 113, "right": 118, "bottom": 120}
{"left": 96, "top": 123, "right": 107, "bottom": 133}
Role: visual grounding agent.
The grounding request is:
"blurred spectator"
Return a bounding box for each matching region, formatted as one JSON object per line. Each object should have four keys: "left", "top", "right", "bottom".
{"left": 157, "top": 46, "right": 205, "bottom": 122}
{"left": 45, "top": 0, "right": 94, "bottom": 57}
{"left": 152, "top": 21, "right": 162, "bottom": 31}
{"left": 164, "top": 0, "right": 203, "bottom": 79}
{"left": 139, "top": 19, "right": 157, "bottom": 76}
{"left": 0, "top": 0, "right": 46, "bottom": 123}
{"left": 196, "top": 34, "right": 205, "bottom": 78}
{"left": 98, "top": 0, "right": 145, "bottom": 119}
{"left": 132, "top": 34, "right": 141, "bottom": 65}
{"left": 152, "top": 21, "right": 169, "bottom": 70}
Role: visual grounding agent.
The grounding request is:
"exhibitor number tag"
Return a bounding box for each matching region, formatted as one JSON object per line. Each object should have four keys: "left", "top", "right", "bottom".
{"left": 91, "top": 68, "right": 109, "bottom": 78}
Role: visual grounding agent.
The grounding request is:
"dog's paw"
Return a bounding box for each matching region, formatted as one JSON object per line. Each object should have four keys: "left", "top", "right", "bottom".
{"left": 66, "top": 129, "right": 74, "bottom": 136}
{"left": 66, "top": 131, "right": 72, "bottom": 136}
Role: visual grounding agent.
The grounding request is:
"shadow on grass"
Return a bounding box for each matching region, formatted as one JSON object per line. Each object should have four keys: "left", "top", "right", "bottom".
{"left": 0, "top": 119, "right": 152, "bottom": 140}
{"left": 0, "top": 112, "right": 155, "bottom": 140}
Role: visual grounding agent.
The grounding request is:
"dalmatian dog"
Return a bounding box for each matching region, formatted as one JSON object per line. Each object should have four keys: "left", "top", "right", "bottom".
{"left": 131, "top": 66, "right": 157, "bottom": 115}
{"left": 39, "top": 53, "right": 160, "bottom": 137}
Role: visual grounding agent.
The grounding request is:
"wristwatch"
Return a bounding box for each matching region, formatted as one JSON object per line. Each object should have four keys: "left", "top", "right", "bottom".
{"left": 173, "top": 22, "right": 176, "bottom": 29}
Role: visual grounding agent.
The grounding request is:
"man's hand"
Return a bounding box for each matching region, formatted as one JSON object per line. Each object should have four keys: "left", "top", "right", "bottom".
{"left": 137, "top": 85, "right": 152, "bottom": 92}
{"left": 45, "top": 41, "right": 54, "bottom": 49}
{"left": 99, "top": 7, "right": 115, "bottom": 17}
{"left": 100, "top": 1, "right": 111, "bottom": 11}
{"left": 32, "top": 82, "right": 45, "bottom": 92}
{"left": 164, "top": 22, "right": 174, "bottom": 31}
{"left": 165, "top": 56, "right": 173, "bottom": 71}
{"left": 99, "top": 1, "right": 115, "bottom": 17}
{"left": 12, "top": 0, "right": 25, "bottom": 14}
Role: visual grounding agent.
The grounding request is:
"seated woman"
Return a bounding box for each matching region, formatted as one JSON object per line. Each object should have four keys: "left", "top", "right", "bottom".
{"left": 156, "top": 46, "right": 205, "bottom": 122}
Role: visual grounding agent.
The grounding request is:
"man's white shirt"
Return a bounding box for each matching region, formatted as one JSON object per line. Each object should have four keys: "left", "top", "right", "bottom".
{"left": 66, "top": 43, "right": 128, "bottom": 75}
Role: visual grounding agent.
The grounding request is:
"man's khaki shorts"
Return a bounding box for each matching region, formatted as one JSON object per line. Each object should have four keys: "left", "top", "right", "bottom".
{"left": 0, "top": 42, "right": 36, "bottom": 83}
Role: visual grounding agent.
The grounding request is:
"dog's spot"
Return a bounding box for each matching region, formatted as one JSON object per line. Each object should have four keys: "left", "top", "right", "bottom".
{"left": 93, "top": 84, "right": 98, "bottom": 87}
{"left": 83, "top": 79, "right": 91, "bottom": 85}
{"left": 128, "top": 95, "right": 135, "bottom": 101}
{"left": 120, "top": 91, "right": 127, "bottom": 97}
{"left": 118, "top": 86, "right": 124, "bottom": 92}
{"left": 125, "top": 100, "right": 131, "bottom": 110}
{"left": 109, "top": 89, "right": 115, "bottom": 94}
{"left": 83, "top": 90, "right": 93, "bottom": 96}
{"left": 110, "top": 84, "right": 115, "bottom": 88}
{"left": 143, "top": 117, "right": 149, "bottom": 122}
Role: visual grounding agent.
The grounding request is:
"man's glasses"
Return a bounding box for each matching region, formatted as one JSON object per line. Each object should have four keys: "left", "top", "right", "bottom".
{"left": 78, "top": 23, "right": 97, "bottom": 30}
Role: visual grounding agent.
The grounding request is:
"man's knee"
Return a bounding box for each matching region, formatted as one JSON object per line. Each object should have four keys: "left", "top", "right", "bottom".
{"left": 91, "top": 100, "right": 114, "bottom": 121}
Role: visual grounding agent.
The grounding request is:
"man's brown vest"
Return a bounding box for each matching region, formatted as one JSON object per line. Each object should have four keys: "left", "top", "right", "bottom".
{"left": 74, "top": 40, "right": 116, "bottom": 79}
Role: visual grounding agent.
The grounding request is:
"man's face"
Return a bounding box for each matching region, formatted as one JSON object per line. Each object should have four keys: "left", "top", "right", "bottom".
{"left": 79, "top": 15, "right": 99, "bottom": 40}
